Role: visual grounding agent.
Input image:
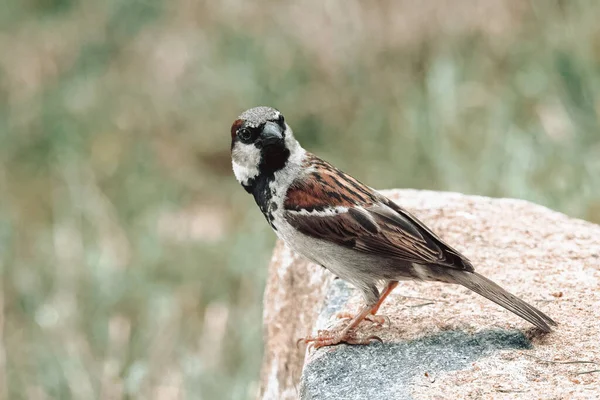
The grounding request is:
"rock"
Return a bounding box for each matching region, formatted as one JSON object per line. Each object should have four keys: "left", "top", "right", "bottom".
{"left": 258, "top": 190, "right": 600, "bottom": 400}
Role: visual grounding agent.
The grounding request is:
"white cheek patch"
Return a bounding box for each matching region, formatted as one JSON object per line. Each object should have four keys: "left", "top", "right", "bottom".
{"left": 232, "top": 142, "right": 261, "bottom": 185}
{"left": 284, "top": 124, "right": 296, "bottom": 150}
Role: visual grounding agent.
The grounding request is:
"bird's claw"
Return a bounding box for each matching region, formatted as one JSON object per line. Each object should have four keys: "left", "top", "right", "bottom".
{"left": 297, "top": 329, "right": 382, "bottom": 349}
{"left": 336, "top": 312, "right": 389, "bottom": 327}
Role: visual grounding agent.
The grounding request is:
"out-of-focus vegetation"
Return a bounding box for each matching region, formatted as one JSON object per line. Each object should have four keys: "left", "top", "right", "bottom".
{"left": 1, "top": 0, "right": 599, "bottom": 398}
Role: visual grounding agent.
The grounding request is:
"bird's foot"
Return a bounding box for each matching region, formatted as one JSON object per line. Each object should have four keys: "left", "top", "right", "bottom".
{"left": 336, "top": 312, "right": 389, "bottom": 327}
{"left": 298, "top": 329, "right": 382, "bottom": 349}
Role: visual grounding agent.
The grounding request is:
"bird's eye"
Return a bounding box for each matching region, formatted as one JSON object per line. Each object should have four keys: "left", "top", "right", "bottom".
{"left": 238, "top": 128, "right": 253, "bottom": 141}
{"left": 277, "top": 113, "right": 285, "bottom": 127}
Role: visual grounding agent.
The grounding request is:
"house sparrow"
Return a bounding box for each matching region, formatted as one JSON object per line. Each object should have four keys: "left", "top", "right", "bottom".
{"left": 230, "top": 106, "right": 556, "bottom": 348}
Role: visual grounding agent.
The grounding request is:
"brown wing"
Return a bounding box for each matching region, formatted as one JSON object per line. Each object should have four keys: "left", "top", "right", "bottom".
{"left": 283, "top": 153, "right": 379, "bottom": 212}
{"left": 283, "top": 156, "right": 473, "bottom": 271}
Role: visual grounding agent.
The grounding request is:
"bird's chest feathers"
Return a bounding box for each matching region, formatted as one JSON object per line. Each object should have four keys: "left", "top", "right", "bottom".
{"left": 249, "top": 152, "right": 305, "bottom": 232}
{"left": 250, "top": 176, "right": 281, "bottom": 230}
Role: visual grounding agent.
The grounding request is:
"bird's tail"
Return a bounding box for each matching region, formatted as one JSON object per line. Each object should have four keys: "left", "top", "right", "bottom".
{"left": 441, "top": 269, "right": 557, "bottom": 332}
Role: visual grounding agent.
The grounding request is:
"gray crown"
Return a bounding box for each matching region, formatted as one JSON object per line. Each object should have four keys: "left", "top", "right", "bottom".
{"left": 239, "top": 106, "right": 281, "bottom": 128}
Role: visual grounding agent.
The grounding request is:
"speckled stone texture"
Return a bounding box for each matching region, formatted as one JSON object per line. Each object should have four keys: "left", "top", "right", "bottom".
{"left": 258, "top": 190, "right": 600, "bottom": 400}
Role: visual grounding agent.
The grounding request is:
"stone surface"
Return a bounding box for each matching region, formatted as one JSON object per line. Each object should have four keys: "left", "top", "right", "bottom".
{"left": 258, "top": 190, "right": 600, "bottom": 400}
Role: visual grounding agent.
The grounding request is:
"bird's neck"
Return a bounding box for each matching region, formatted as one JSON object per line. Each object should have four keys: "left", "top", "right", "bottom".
{"left": 245, "top": 142, "right": 307, "bottom": 228}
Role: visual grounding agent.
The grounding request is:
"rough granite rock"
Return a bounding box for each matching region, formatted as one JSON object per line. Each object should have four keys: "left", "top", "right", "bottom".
{"left": 258, "top": 190, "right": 600, "bottom": 400}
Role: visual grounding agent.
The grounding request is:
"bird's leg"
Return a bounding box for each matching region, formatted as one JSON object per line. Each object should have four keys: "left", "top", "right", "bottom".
{"left": 336, "top": 281, "right": 398, "bottom": 326}
{"left": 335, "top": 312, "right": 388, "bottom": 326}
{"left": 302, "top": 282, "right": 400, "bottom": 348}
{"left": 369, "top": 281, "right": 398, "bottom": 316}
{"left": 301, "top": 304, "right": 382, "bottom": 349}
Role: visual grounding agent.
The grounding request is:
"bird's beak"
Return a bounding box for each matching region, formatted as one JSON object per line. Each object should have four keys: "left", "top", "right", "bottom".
{"left": 261, "top": 121, "right": 284, "bottom": 146}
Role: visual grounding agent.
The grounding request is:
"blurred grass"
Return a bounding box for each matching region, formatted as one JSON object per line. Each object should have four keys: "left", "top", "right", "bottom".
{"left": 1, "top": 0, "right": 600, "bottom": 398}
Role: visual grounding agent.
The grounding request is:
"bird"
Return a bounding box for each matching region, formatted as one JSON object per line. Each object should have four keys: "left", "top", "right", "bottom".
{"left": 230, "top": 106, "right": 556, "bottom": 348}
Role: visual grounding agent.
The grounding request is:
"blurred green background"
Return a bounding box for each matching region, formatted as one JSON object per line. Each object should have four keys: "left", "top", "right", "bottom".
{"left": 1, "top": 0, "right": 599, "bottom": 398}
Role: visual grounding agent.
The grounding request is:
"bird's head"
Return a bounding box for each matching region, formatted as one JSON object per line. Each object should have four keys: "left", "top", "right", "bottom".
{"left": 230, "top": 106, "right": 300, "bottom": 187}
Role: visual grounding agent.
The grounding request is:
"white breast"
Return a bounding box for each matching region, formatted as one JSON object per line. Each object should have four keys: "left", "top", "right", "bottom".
{"left": 266, "top": 155, "right": 381, "bottom": 294}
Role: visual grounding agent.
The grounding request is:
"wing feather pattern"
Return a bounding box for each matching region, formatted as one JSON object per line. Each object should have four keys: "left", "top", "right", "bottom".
{"left": 283, "top": 155, "right": 473, "bottom": 271}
